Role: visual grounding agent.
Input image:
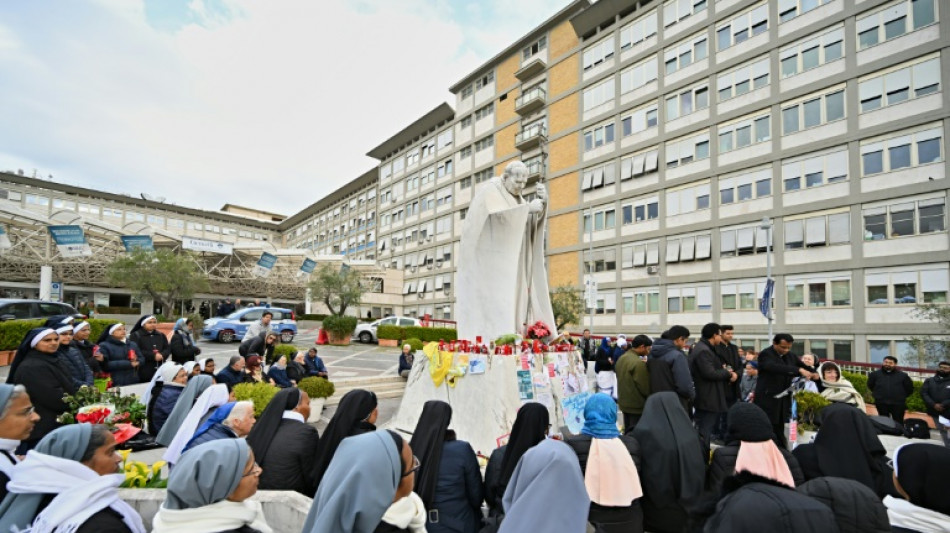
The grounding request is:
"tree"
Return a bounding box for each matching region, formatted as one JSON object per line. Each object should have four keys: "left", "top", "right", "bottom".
{"left": 307, "top": 263, "right": 365, "bottom": 316}
{"left": 905, "top": 303, "right": 950, "bottom": 368}
{"left": 106, "top": 249, "right": 208, "bottom": 314}
{"left": 550, "top": 284, "right": 585, "bottom": 332}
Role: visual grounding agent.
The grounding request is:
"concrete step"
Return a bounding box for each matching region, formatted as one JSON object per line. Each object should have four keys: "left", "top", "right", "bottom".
{"left": 325, "top": 376, "right": 406, "bottom": 406}
{"left": 330, "top": 375, "right": 405, "bottom": 386}
{"left": 331, "top": 383, "right": 406, "bottom": 399}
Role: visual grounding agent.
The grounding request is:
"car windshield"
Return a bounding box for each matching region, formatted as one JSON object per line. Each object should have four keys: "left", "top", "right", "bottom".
{"left": 225, "top": 311, "right": 245, "bottom": 319}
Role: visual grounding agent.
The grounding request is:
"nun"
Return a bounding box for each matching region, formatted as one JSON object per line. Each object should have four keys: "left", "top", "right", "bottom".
{"left": 303, "top": 430, "right": 415, "bottom": 533}
{"left": 96, "top": 323, "right": 143, "bottom": 386}
{"left": 155, "top": 375, "right": 214, "bottom": 446}
{"left": 149, "top": 363, "right": 188, "bottom": 436}
{"left": 170, "top": 317, "right": 202, "bottom": 364}
{"left": 885, "top": 443, "right": 950, "bottom": 533}
{"left": 152, "top": 439, "right": 272, "bottom": 533}
{"left": 51, "top": 319, "right": 93, "bottom": 388}
{"left": 246, "top": 388, "right": 319, "bottom": 495}
{"left": 183, "top": 360, "right": 199, "bottom": 378}
{"left": 161, "top": 381, "right": 230, "bottom": 465}
{"left": 565, "top": 393, "right": 644, "bottom": 533}
{"left": 409, "top": 400, "right": 483, "bottom": 533}
{"left": 198, "top": 357, "right": 217, "bottom": 378}
{"left": 7, "top": 328, "right": 77, "bottom": 452}
{"left": 484, "top": 402, "right": 549, "bottom": 517}
{"left": 310, "top": 389, "right": 378, "bottom": 492}
{"left": 128, "top": 315, "right": 170, "bottom": 382}
{"left": 0, "top": 384, "right": 40, "bottom": 500}
{"left": 70, "top": 320, "right": 102, "bottom": 374}
{"left": 498, "top": 439, "right": 590, "bottom": 533}
{"left": 631, "top": 392, "right": 705, "bottom": 533}
{"left": 0, "top": 424, "right": 146, "bottom": 533}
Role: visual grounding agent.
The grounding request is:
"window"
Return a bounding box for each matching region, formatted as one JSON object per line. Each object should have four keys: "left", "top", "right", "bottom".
{"left": 583, "top": 37, "right": 614, "bottom": 71}
{"left": 667, "top": 181, "right": 711, "bottom": 216}
{"left": 437, "top": 159, "right": 453, "bottom": 179}
{"left": 474, "top": 135, "right": 494, "bottom": 152}
{"left": 620, "top": 148, "right": 660, "bottom": 180}
{"left": 665, "top": 232, "right": 713, "bottom": 263}
{"left": 717, "top": 56, "right": 769, "bottom": 101}
{"left": 405, "top": 149, "right": 420, "bottom": 168}
{"left": 786, "top": 275, "right": 851, "bottom": 308}
{"left": 664, "top": 32, "right": 708, "bottom": 75}
{"left": 581, "top": 162, "right": 617, "bottom": 192}
{"left": 392, "top": 157, "right": 405, "bottom": 174}
{"left": 620, "top": 57, "right": 659, "bottom": 94}
{"left": 780, "top": 26, "right": 844, "bottom": 78}
{"left": 779, "top": 0, "right": 835, "bottom": 22}
{"left": 722, "top": 280, "right": 772, "bottom": 310}
{"left": 720, "top": 223, "right": 772, "bottom": 256}
{"left": 863, "top": 196, "right": 945, "bottom": 240}
{"left": 720, "top": 167, "right": 772, "bottom": 205}
{"left": 475, "top": 71, "right": 494, "bottom": 90}
{"left": 583, "top": 121, "right": 616, "bottom": 152}
{"left": 436, "top": 187, "right": 453, "bottom": 207}
{"left": 583, "top": 205, "right": 617, "bottom": 232}
{"left": 782, "top": 147, "right": 848, "bottom": 191}
{"left": 437, "top": 129, "right": 453, "bottom": 148}
{"left": 717, "top": 4, "right": 768, "bottom": 51}
{"left": 781, "top": 85, "right": 846, "bottom": 134}
{"left": 622, "top": 288, "right": 661, "bottom": 314}
{"left": 664, "top": 0, "right": 707, "bottom": 27}
{"left": 859, "top": 55, "right": 941, "bottom": 113}
{"left": 585, "top": 247, "right": 618, "bottom": 272}
{"left": 857, "top": 0, "right": 938, "bottom": 50}
{"left": 668, "top": 285, "right": 712, "bottom": 312}
{"left": 25, "top": 195, "right": 48, "bottom": 206}
{"left": 665, "top": 132, "right": 710, "bottom": 167}
{"left": 621, "top": 196, "right": 659, "bottom": 225}
{"left": 436, "top": 216, "right": 452, "bottom": 235}
{"left": 474, "top": 169, "right": 493, "bottom": 183}
{"left": 583, "top": 79, "right": 616, "bottom": 111}
{"left": 860, "top": 125, "right": 943, "bottom": 176}
{"left": 621, "top": 101, "right": 659, "bottom": 137}
{"left": 474, "top": 103, "right": 494, "bottom": 121}
{"left": 459, "top": 115, "right": 472, "bottom": 129}
{"left": 460, "top": 84, "right": 473, "bottom": 98}
{"left": 459, "top": 145, "right": 472, "bottom": 159}
{"left": 620, "top": 10, "right": 658, "bottom": 50}
{"left": 718, "top": 110, "right": 770, "bottom": 153}
{"left": 665, "top": 83, "right": 709, "bottom": 120}
{"left": 420, "top": 139, "right": 435, "bottom": 159}
{"left": 866, "top": 267, "right": 949, "bottom": 305}
{"left": 784, "top": 211, "right": 850, "bottom": 249}
{"left": 621, "top": 241, "right": 661, "bottom": 268}
{"left": 589, "top": 292, "right": 617, "bottom": 315}
{"left": 522, "top": 35, "right": 546, "bottom": 61}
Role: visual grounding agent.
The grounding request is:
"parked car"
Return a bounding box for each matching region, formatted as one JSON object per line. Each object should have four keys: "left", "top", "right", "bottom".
{"left": 352, "top": 316, "right": 420, "bottom": 344}
{"left": 0, "top": 299, "right": 83, "bottom": 321}
{"left": 201, "top": 307, "right": 297, "bottom": 343}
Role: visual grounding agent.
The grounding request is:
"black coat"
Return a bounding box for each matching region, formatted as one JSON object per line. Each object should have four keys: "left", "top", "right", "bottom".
{"left": 129, "top": 329, "right": 170, "bottom": 382}
{"left": 921, "top": 373, "right": 950, "bottom": 416}
{"left": 257, "top": 418, "right": 320, "bottom": 495}
{"left": 169, "top": 331, "right": 201, "bottom": 364}
{"left": 689, "top": 340, "right": 732, "bottom": 413}
{"left": 482, "top": 445, "right": 507, "bottom": 516}
{"left": 867, "top": 369, "right": 913, "bottom": 406}
{"left": 182, "top": 423, "right": 237, "bottom": 454}
{"left": 565, "top": 434, "right": 644, "bottom": 533}
{"left": 13, "top": 349, "right": 78, "bottom": 442}
{"left": 216, "top": 366, "right": 251, "bottom": 388}
{"left": 716, "top": 343, "right": 742, "bottom": 404}
{"left": 70, "top": 339, "right": 102, "bottom": 374}
{"left": 647, "top": 339, "right": 694, "bottom": 411}
{"left": 287, "top": 361, "right": 307, "bottom": 384}
{"left": 150, "top": 385, "right": 184, "bottom": 436}
{"left": 706, "top": 442, "right": 805, "bottom": 494}
{"left": 374, "top": 523, "right": 410, "bottom": 533}
{"left": 703, "top": 473, "right": 840, "bottom": 533}
{"left": 796, "top": 477, "right": 891, "bottom": 533}
{"left": 97, "top": 338, "right": 142, "bottom": 386}
{"left": 426, "top": 439, "right": 484, "bottom": 533}
{"left": 60, "top": 345, "right": 94, "bottom": 388}
{"left": 753, "top": 346, "right": 809, "bottom": 425}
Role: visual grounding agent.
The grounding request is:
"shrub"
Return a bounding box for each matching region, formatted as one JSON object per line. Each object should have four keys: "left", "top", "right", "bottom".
{"left": 405, "top": 338, "right": 424, "bottom": 352}
{"left": 908, "top": 380, "right": 928, "bottom": 413}
{"left": 795, "top": 390, "right": 831, "bottom": 431}
{"left": 270, "top": 344, "right": 300, "bottom": 365}
{"left": 233, "top": 382, "right": 280, "bottom": 417}
{"left": 377, "top": 325, "right": 403, "bottom": 341}
{"left": 298, "top": 377, "right": 336, "bottom": 399}
{"left": 298, "top": 314, "right": 328, "bottom": 321}
{"left": 94, "top": 306, "right": 141, "bottom": 314}
{"left": 0, "top": 318, "right": 121, "bottom": 351}
{"left": 403, "top": 326, "right": 457, "bottom": 342}
{"left": 322, "top": 315, "right": 358, "bottom": 339}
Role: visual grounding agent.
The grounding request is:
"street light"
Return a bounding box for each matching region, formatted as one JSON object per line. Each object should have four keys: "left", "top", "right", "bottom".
{"left": 761, "top": 216, "right": 774, "bottom": 340}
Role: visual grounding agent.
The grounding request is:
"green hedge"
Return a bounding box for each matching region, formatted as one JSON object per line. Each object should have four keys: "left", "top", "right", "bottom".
{"left": 270, "top": 344, "right": 300, "bottom": 365}
{"left": 376, "top": 325, "right": 457, "bottom": 342}
{"left": 843, "top": 370, "right": 927, "bottom": 413}
{"left": 233, "top": 382, "right": 280, "bottom": 417}
{"left": 298, "top": 314, "right": 328, "bottom": 321}
{"left": 0, "top": 318, "right": 121, "bottom": 351}
{"left": 405, "top": 338, "right": 423, "bottom": 352}
{"left": 298, "top": 377, "right": 335, "bottom": 399}
{"left": 95, "top": 306, "right": 141, "bottom": 314}
{"left": 322, "top": 315, "right": 358, "bottom": 338}
{"left": 377, "top": 324, "right": 403, "bottom": 341}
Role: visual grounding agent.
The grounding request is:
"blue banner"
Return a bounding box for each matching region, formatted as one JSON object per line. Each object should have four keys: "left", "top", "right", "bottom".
{"left": 760, "top": 278, "right": 774, "bottom": 318}
{"left": 257, "top": 252, "right": 277, "bottom": 269}
{"left": 300, "top": 258, "right": 317, "bottom": 274}
{"left": 48, "top": 225, "right": 91, "bottom": 257}
{"left": 120, "top": 235, "right": 154, "bottom": 252}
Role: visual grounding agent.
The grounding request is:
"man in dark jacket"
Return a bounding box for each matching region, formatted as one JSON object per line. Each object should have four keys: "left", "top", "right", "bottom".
{"left": 753, "top": 333, "right": 817, "bottom": 448}
{"left": 217, "top": 298, "right": 236, "bottom": 317}
{"left": 249, "top": 389, "right": 320, "bottom": 495}
{"left": 305, "top": 347, "right": 329, "bottom": 378}
{"left": 689, "top": 323, "right": 737, "bottom": 451}
{"left": 128, "top": 316, "right": 170, "bottom": 382}
{"left": 615, "top": 335, "right": 651, "bottom": 433}
{"left": 215, "top": 355, "right": 250, "bottom": 387}
{"left": 647, "top": 326, "right": 694, "bottom": 413}
{"left": 578, "top": 329, "right": 595, "bottom": 371}
{"left": 867, "top": 356, "right": 914, "bottom": 424}
{"left": 703, "top": 472, "right": 840, "bottom": 532}
{"left": 921, "top": 361, "right": 950, "bottom": 446}
{"left": 715, "top": 325, "right": 743, "bottom": 439}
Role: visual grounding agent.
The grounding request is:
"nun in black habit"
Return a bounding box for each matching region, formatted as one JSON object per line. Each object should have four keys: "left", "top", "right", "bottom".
{"left": 310, "top": 389, "right": 378, "bottom": 493}
{"left": 483, "top": 402, "right": 549, "bottom": 518}
{"left": 246, "top": 388, "right": 320, "bottom": 495}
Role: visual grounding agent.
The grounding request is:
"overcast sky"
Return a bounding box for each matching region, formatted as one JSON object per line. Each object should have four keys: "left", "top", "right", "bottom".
{"left": 0, "top": 0, "right": 568, "bottom": 215}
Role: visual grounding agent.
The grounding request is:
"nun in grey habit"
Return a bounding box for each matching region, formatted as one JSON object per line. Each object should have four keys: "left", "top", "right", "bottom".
{"left": 155, "top": 374, "right": 213, "bottom": 445}
{"left": 0, "top": 383, "right": 39, "bottom": 501}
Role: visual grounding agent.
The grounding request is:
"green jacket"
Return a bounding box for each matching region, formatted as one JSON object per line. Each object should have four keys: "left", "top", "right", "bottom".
{"left": 615, "top": 351, "right": 651, "bottom": 415}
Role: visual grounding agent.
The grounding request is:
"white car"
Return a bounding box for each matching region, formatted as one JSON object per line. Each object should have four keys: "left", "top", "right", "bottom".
{"left": 352, "top": 316, "right": 421, "bottom": 343}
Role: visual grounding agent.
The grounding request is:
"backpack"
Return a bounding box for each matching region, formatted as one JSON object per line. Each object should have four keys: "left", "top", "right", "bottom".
{"left": 903, "top": 418, "right": 931, "bottom": 439}
{"left": 868, "top": 415, "right": 905, "bottom": 436}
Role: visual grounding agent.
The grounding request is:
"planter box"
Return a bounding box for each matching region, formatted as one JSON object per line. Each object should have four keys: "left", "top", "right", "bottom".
{"left": 308, "top": 397, "right": 326, "bottom": 418}
{"left": 327, "top": 332, "right": 350, "bottom": 346}
{"left": 0, "top": 350, "right": 14, "bottom": 367}
{"left": 379, "top": 339, "right": 399, "bottom": 347}
{"left": 155, "top": 323, "right": 175, "bottom": 341}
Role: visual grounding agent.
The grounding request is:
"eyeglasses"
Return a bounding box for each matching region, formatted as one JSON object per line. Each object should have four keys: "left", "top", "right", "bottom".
{"left": 243, "top": 462, "right": 262, "bottom": 478}
{"left": 17, "top": 405, "right": 35, "bottom": 416}
{"left": 402, "top": 455, "right": 420, "bottom": 478}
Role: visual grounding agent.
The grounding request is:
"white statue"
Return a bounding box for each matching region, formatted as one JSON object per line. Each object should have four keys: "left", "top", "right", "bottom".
{"left": 456, "top": 161, "right": 556, "bottom": 342}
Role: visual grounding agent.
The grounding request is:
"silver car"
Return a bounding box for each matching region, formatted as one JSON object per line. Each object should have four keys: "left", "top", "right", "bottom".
{"left": 353, "top": 316, "right": 420, "bottom": 343}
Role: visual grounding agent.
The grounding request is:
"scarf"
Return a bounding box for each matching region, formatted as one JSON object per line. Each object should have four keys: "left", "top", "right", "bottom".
{"left": 735, "top": 441, "right": 795, "bottom": 488}
{"left": 884, "top": 496, "right": 949, "bottom": 533}
{"left": 380, "top": 492, "right": 427, "bottom": 533}
{"left": 585, "top": 438, "right": 642, "bottom": 507}
{"left": 0, "top": 438, "right": 19, "bottom": 478}
{"left": 581, "top": 393, "right": 620, "bottom": 439}
{"left": 174, "top": 318, "right": 194, "bottom": 347}
{"left": 5, "top": 451, "right": 145, "bottom": 533}
{"left": 152, "top": 499, "right": 272, "bottom": 533}
{"left": 820, "top": 378, "right": 866, "bottom": 410}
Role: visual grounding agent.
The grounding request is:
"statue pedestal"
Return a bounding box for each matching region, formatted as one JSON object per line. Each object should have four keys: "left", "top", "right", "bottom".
{"left": 390, "top": 348, "right": 588, "bottom": 455}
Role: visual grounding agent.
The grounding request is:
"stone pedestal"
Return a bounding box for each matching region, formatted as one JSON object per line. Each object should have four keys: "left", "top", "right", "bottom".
{"left": 118, "top": 489, "right": 312, "bottom": 531}
{"left": 390, "top": 348, "right": 587, "bottom": 455}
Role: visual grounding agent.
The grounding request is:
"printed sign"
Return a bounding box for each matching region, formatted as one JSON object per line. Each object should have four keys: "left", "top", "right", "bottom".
{"left": 252, "top": 252, "right": 278, "bottom": 278}
{"left": 0, "top": 226, "right": 10, "bottom": 251}
{"left": 517, "top": 370, "right": 534, "bottom": 401}
{"left": 181, "top": 237, "right": 233, "bottom": 255}
{"left": 299, "top": 258, "right": 317, "bottom": 275}
{"left": 48, "top": 225, "right": 92, "bottom": 257}
{"left": 561, "top": 392, "right": 592, "bottom": 435}
{"left": 50, "top": 282, "right": 63, "bottom": 302}
{"left": 120, "top": 235, "right": 154, "bottom": 252}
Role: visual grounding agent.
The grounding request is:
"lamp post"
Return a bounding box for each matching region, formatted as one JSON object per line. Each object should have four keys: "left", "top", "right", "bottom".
{"left": 761, "top": 216, "right": 774, "bottom": 340}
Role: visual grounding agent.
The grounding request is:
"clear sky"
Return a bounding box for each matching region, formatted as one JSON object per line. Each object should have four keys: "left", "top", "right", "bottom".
{"left": 0, "top": 0, "right": 568, "bottom": 215}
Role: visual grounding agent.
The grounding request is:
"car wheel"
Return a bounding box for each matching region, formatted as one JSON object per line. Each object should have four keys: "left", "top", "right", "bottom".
{"left": 359, "top": 331, "right": 373, "bottom": 344}
{"left": 217, "top": 330, "right": 235, "bottom": 343}
{"left": 280, "top": 331, "right": 294, "bottom": 343}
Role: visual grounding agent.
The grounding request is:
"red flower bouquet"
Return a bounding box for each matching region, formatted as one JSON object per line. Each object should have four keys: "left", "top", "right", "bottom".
{"left": 75, "top": 404, "right": 113, "bottom": 424}
{"left": 526, "top": 321, "right": 551, "bottom": 340}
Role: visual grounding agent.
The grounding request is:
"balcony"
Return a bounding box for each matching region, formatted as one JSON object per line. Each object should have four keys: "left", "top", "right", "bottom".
{"left": 515, "top": 86, "right": 546, "bottom": 116}
{"left": 515, "top": 123, "right": 547, "bottom": 151}
{"left": 524, "top": 159, "right": 545, "bottom": 183}
{"left": 515, "top": 57, "right": 546, "bottom": 81}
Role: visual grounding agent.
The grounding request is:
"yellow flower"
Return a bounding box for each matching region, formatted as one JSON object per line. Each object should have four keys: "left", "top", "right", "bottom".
{"left": 118, "top": 449, "right": 131, "bottom": 463}
{"left": 150, "top": 461, "right": 167, "bottom": 477}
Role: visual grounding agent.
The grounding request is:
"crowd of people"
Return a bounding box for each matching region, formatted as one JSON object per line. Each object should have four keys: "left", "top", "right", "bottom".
{"left": 1, "top": 315, "right": 950, "bottom": 532}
